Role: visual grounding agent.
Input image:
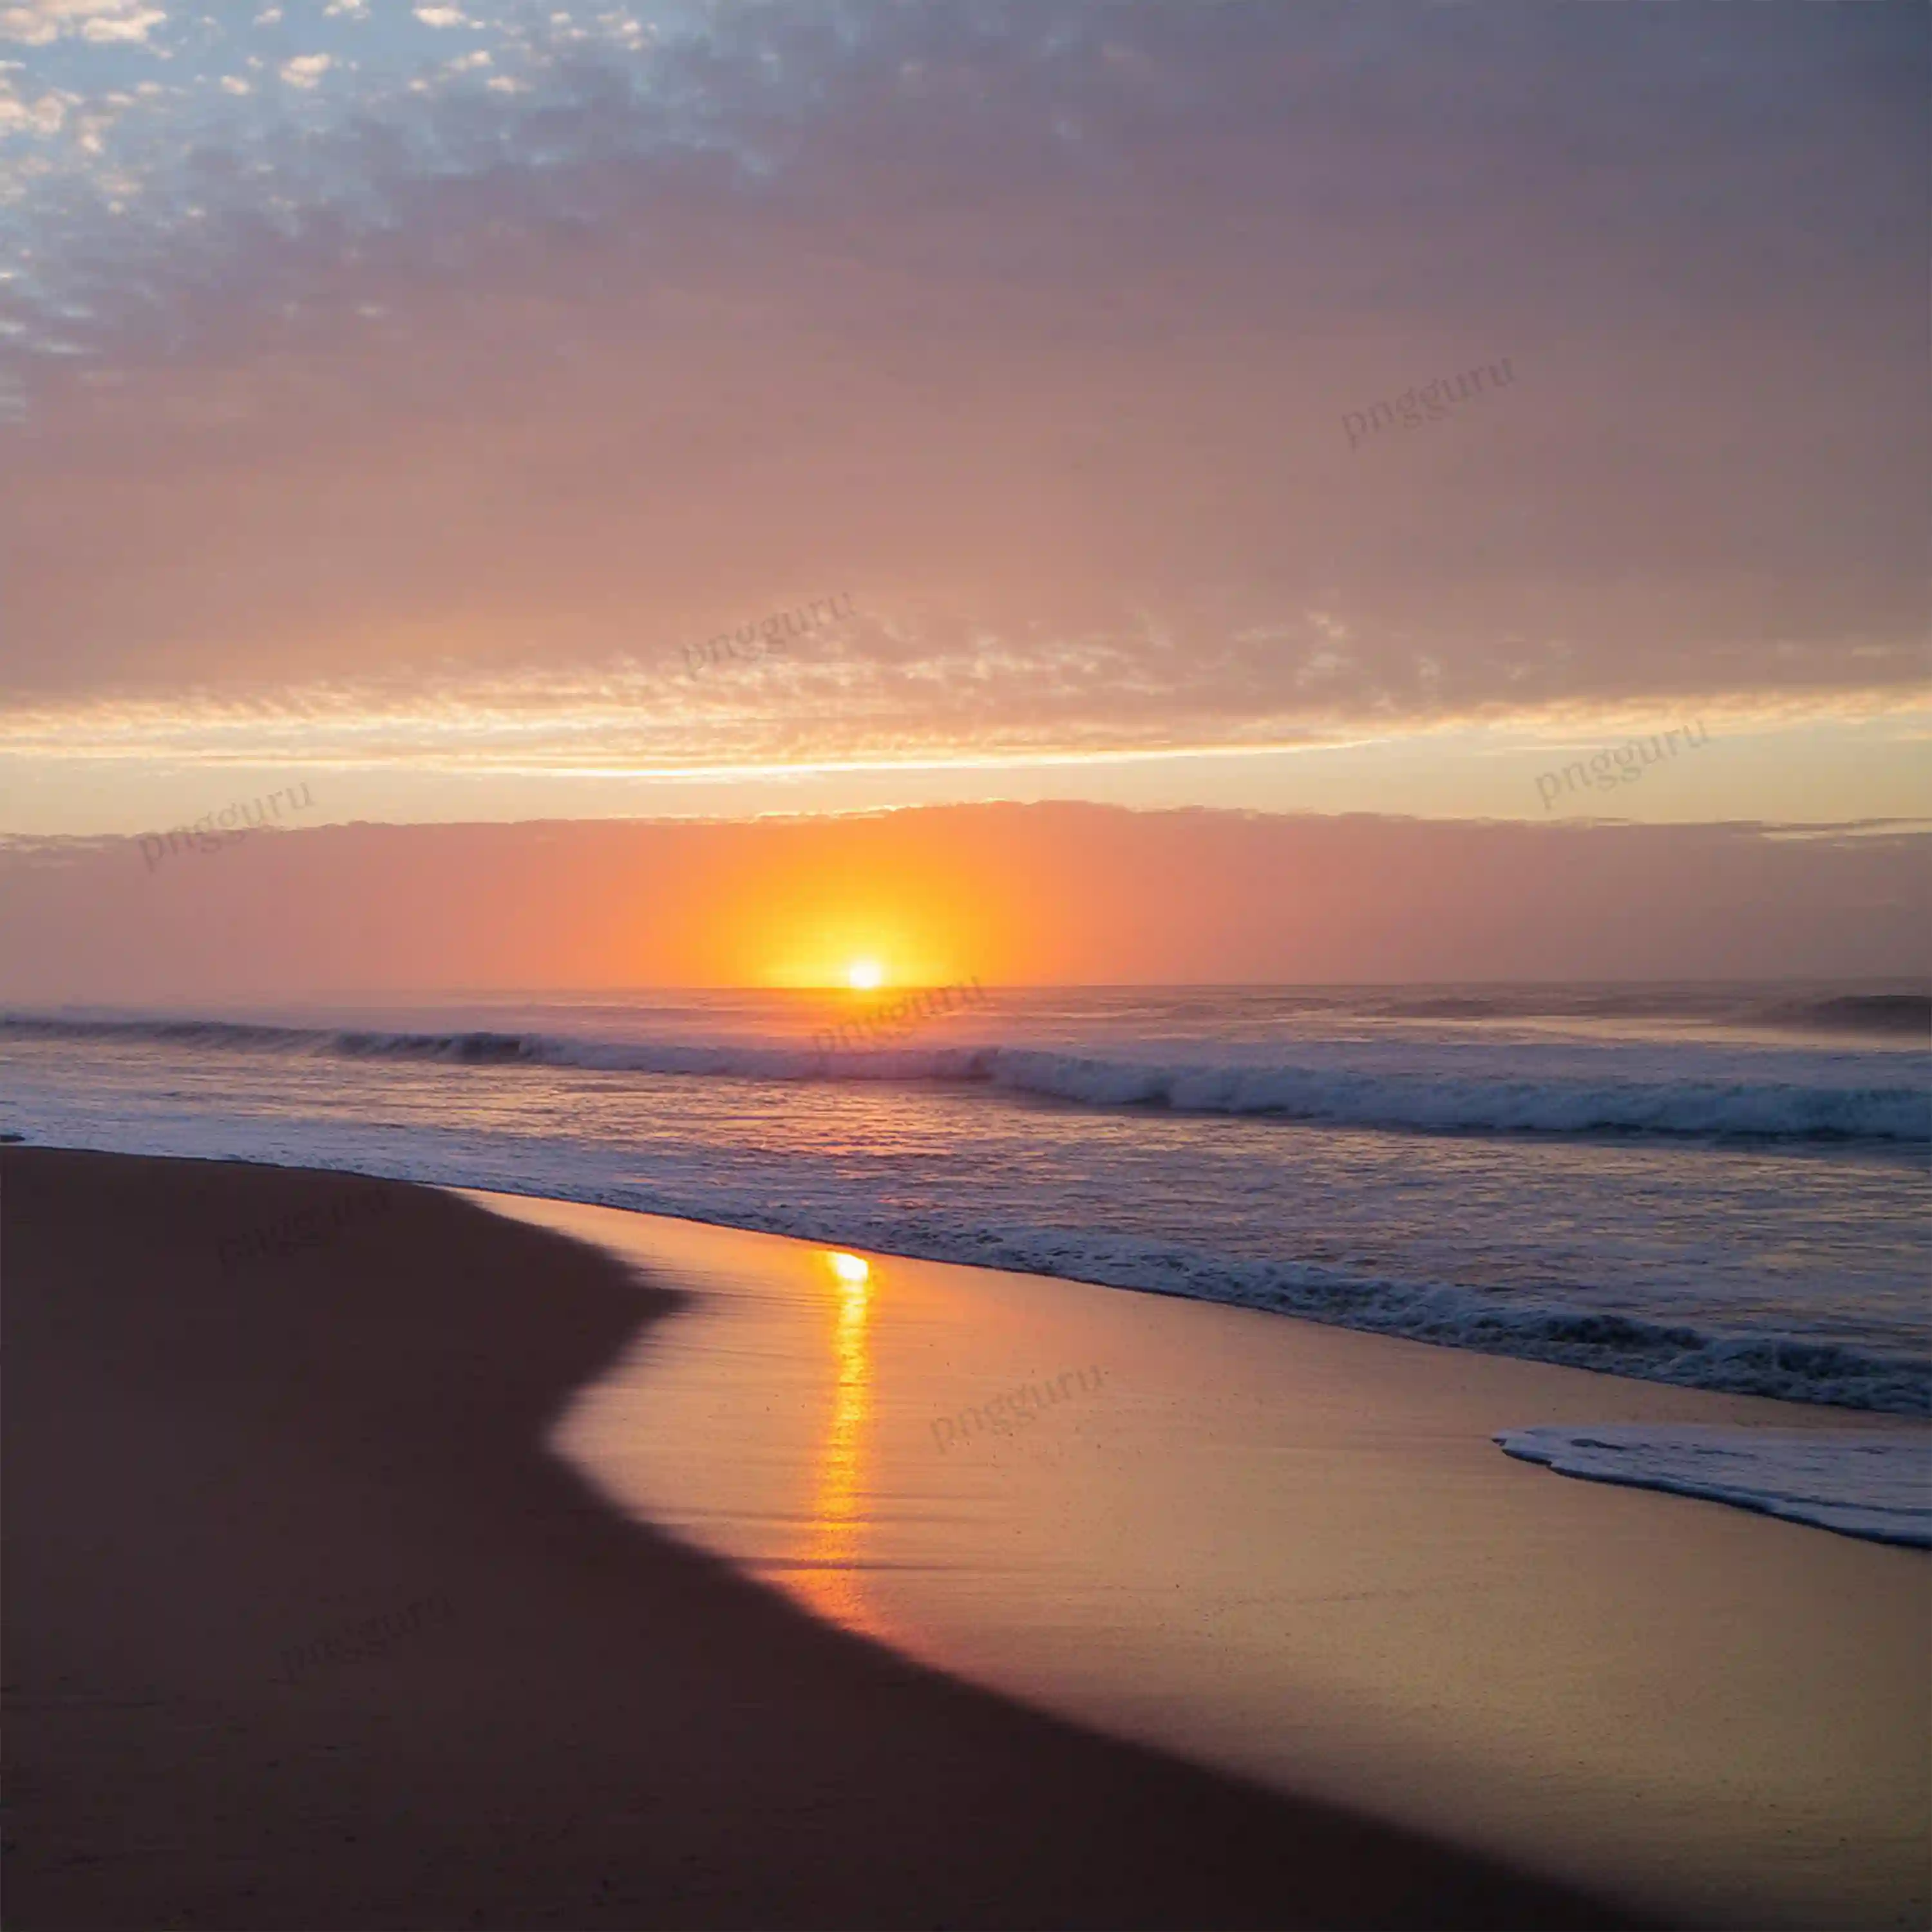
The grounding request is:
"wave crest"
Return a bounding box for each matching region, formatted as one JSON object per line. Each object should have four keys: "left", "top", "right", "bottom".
{"left": 5, "top": 1012, "right": 1924, "bottom": 1144}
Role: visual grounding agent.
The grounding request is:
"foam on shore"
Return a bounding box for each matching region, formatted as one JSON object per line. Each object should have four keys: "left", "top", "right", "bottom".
{"left": 1495, "top": 1424, "right": 1932, "bottom": 1546}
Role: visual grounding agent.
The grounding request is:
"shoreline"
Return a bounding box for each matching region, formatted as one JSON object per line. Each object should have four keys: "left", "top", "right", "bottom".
{"left": 3, "top": 1146, "right": 1633, "bottom": 1930}
{"left": 506, "top": 1190, "right": 1931, "bottom": 1929}
{"left": 0, "top": 1128, "right": 1921, "bottom": 1417}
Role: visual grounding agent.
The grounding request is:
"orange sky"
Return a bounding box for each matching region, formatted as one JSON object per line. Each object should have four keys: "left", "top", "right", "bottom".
{"left": 3, "top": 805, "right": 1924, "bottom": 1001}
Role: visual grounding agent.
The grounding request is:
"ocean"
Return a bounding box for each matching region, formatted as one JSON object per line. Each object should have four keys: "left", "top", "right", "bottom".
{"left": 3, "top": 981, "right": 1926, "bottom": 1414}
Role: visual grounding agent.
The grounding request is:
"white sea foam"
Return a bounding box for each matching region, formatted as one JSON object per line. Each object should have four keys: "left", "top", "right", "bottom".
{"left": 1495, "top": 1424, "right": 1932, "bottom": 1544}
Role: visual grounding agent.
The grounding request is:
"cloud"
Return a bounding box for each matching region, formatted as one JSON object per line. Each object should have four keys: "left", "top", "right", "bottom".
{"left": 0, "top": 3, "right": 1925, "bottom": 773}
{"left": 0, "top": 0, "right": 164, "bottom": 44}
{"left": 278, "top": 51, "right": 331, "bottom": 88}
{"left": 0, "top": 74, "right": 67, "bottom": 131}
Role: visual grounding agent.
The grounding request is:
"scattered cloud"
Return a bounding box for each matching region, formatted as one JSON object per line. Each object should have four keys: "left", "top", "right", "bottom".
{"left": 0, "top": 3, "right": 1924, "bottom": 781}
{"left": 1, "top": 0, "right": 165, "bottom": 45}
{"left": 0, "top": 75, "right": 66, "bottom": 131}
{"left": 278, "top": 50, "right": 330, "bottom": 88}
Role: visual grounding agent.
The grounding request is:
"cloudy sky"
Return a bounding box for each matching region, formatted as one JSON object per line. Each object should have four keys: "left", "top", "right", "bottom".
{"left": 1, "top": 0, "right": 1926, "bottom": 834}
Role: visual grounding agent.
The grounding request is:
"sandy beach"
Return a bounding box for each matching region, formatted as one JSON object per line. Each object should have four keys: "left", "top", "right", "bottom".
{"left": 3, "top": 1146, "right": 1634, "bottom": 1931}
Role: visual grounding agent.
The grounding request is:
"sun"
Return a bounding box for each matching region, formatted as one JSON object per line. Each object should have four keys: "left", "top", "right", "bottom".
{"left": 845, "top": 958, "right": 886, "bottom": 991}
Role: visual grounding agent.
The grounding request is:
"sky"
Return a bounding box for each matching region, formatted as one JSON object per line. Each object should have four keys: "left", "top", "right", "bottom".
{"left": 4, "top": 806, "right": 1926, "bottom": 998}
{"left": 0, "top": 3, "right": 1926, "bottom": 993}
{"left": 1, "top": 0, "right": 1927, "bottom": 834}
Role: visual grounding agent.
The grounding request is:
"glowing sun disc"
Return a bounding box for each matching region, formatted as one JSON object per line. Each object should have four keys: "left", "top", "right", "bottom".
{"left": 846, "top": 959, "right": 885, "bottom": 990}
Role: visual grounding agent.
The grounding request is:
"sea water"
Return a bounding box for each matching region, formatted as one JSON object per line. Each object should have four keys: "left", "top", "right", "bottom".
{"left": 3, "top": 981, "right": 1926, "bottom": 1413}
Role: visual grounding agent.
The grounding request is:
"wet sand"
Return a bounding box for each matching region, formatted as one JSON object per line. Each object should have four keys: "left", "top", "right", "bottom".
{"left": 3, "top": 1147, "right": 1629, "bottom": 1931}
{"left": 502, "top": 1193, "right": 1931, "bottom": 1932}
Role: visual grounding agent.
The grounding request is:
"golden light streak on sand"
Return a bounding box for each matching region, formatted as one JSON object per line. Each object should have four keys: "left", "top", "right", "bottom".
{"left": 793, "top": 1251, "right": 879, "bottom": 1633}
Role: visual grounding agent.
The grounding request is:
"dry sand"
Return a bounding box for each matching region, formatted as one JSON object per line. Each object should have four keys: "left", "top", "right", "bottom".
{"left": 3, "top": 1147, "right": 1629, "bottom": 1930}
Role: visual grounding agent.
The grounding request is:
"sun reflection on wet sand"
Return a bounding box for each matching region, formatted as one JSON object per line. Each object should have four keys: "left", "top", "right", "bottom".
{"left": 793, "top": 1251, "right": 878, "bottom": 1632}
{"left": 511, "top": 1195, "right": 1932, "bottom": 1929}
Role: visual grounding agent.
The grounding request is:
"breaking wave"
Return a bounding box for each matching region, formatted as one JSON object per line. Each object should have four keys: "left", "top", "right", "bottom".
{"left": 743, "top": 1215, "right": 1930, "bottom": 1414}
{"left": 5, "top": 1012, "right": 1925, "bottom": 1144}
